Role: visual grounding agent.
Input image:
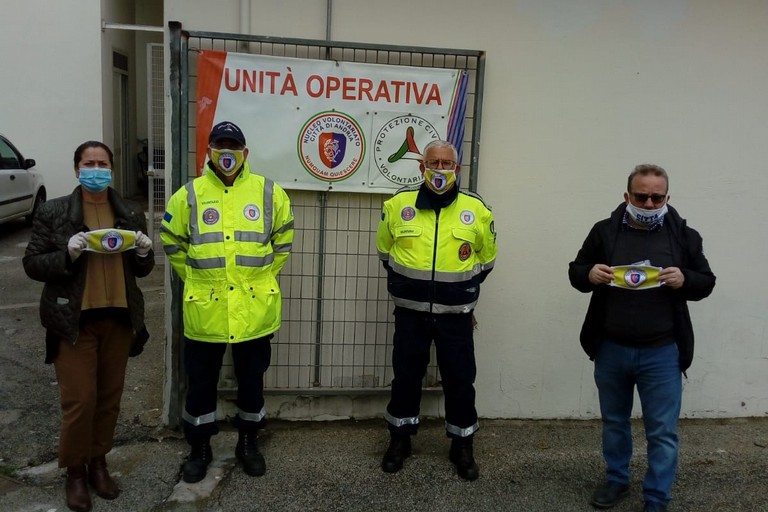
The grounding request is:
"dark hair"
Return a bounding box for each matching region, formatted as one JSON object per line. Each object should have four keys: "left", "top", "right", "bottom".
{"left": 73, "top": 141, "right": 114, "bottom": 170}
{"left": 627, "top": 164, "right": 669, "bottom": 193}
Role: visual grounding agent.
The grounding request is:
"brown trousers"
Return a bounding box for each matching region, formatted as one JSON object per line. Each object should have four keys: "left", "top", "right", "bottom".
{"left": 53, "top": 313, "right": 132, "bottom": 468}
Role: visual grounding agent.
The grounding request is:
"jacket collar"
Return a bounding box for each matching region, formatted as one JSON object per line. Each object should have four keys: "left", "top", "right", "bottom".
{"left": 415, "top": 183, "right": 459, "bottom": 211}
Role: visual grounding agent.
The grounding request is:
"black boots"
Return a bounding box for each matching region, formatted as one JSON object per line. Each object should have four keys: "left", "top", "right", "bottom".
{"left": 449, "top": 438, "right": 479, "bottom": 481}
{"left": 65, "top": 465, "right": 92, "bottom": 512}
{"left": 236, "top": 431, "right": 266, "bottom": 476}
{"left": 381, "top": 435, "right": 412, "bottom": 473}
{"left": 182, "top": 439, "right": 213, "bottom": 483}
{"left": 183, "top": 433, "right": 265, "bottom": 482}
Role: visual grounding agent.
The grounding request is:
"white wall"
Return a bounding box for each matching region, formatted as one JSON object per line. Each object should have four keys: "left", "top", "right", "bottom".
{"left": 0, "top": 0, "right": 104, "bottom": 199}
{"left": 166, "top": 0, "right": 768, "bottom": 419}
{"left": 0, "top": 0, "right": 159, "bottom": 199}
{"left": 134, "top": 0, "right": 164, "bottom": 143}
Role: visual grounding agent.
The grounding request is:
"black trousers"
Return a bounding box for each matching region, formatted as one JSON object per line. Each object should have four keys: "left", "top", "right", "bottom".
{"left": 386, "top": 308, "right": 477, "bottom": 438}
{"left": 183, "top": 336, "right": 272, "bottom": 442}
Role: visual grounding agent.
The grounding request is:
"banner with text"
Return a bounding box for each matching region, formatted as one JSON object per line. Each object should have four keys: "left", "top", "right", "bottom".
{"left": 196, "top": 50, "right": 468, "bottom": 193}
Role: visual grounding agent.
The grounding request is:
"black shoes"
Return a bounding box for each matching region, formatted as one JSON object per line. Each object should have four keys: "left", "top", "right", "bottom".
{"left": 182, "top": 440, "right": 212, "bottom": 483}
{"left": 381, "top": 436, "right": 412, "bottom": 473}
{"left": 236, "top": 431, "right": 266, "bottom": 476}
{"left": 382, "top": 436, "right": 479, "bottom": 480}
{"left": 449, "top": 439, "right": 479, "bottom": 481}
{"left": 183, "top": 433, "right": 265, "bottom": 482}
{"left": 590, "top": 481, "right": 630, "bottom": 509}
{"left": 643, "top": 502, "right": 668, "bottom": 512}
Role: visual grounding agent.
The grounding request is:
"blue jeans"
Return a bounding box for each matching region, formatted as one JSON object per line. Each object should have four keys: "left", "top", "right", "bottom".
{"left": 594, "top": 341, "right": 682, "bottom": 505}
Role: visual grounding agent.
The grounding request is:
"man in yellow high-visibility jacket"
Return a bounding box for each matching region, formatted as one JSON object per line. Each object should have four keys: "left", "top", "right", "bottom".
{"left": 376, "top": 140, "right": 497, "bottom": 481}
{"left": 161, "top": 121, "right": 293, "bottom": 483}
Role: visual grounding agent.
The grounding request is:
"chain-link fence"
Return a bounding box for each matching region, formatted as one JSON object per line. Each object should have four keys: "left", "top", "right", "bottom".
{"left": 169, "top": 27, "right": 485, "bottom": 399}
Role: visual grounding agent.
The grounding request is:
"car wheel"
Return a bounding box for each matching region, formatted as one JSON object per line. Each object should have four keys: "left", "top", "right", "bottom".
{"left": 25, "top": 192, "right": 45, "bottom": 225}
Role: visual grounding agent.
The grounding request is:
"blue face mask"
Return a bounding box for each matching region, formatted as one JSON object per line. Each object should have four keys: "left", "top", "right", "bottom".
{"left": 78, "top": 168, "right": 113, "bottom": 192}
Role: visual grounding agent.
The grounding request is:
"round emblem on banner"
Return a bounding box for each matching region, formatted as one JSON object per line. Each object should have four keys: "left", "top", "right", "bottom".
{"left": 374, "top": 115, "right": 440, "bottom": 186}
{"left": 401, "top": 206, "right": 416, "bottom": 221}
{"left": 298, "top": 111, "right": 366, "bottom": 182}
{"left": 243, "top": 204, "right": 260, "bottom": 221}
{"left": 458, "top": 242, "right": 472, "bottom": 261}
{"left": 202, "top": 207, "right": 220, "bottom": 225}
{"left": 460, "top": 210, "right": 475, "bottom": 225}
{"left": 624, "top": 269, "right": 647, "bottom": 287}
{"left": 100, "top": 231, "right": 124, "bottom": 252}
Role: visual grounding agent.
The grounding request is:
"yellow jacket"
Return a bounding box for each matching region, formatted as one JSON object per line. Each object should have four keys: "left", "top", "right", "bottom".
{"left": 376, "top": 185, "right": 496, "bottom": 313}
{"left": 161, "top": 163, "right": 294, "bottom": 342}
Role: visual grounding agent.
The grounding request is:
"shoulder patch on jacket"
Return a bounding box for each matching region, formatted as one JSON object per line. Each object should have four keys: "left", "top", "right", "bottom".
{"left": 460, "top": 190, "right": 492, "bottom": 210}
{"left": 393, "top": 184, "right": 421, "bottom": 196}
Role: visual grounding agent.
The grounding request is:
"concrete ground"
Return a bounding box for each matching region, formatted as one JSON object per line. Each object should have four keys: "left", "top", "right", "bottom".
{"left": 2, "top": 418, "right": 768, "bottom": 511}
{"left": 1, "top": 219, "right": 767, "bottom": 512}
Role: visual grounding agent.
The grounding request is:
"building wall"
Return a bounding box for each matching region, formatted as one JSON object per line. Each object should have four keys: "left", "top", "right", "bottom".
{"left": 134, "top": 0, "right": 164, "bottom": 144}
{"left": 0, "top": 0, "right": 159, "bottom": 199}
{"left": 166, "top": 0, "right": 768, "bottom": 419}
{"left": 0, "top": 0, "right": 104, "bottom": 199}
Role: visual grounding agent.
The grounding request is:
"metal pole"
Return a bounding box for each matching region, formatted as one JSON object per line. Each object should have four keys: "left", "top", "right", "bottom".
{"left": 311, "top": 0, "right": 336, "bottom": 387}
{"left": 166, "top": 21, "right": 184, "bottom": 428}
{"left": 102, "top": 21, "right": 163, "bottom": 33}
{"left": 469, "top": 52, "right": 486, "bottom": 192}
{"left": 313, "top": 191, "right": 328, "bottom": 387}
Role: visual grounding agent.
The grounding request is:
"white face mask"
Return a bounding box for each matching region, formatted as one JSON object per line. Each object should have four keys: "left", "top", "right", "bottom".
{"left": 626, "top": 201, "right": 668, "bottom": 225}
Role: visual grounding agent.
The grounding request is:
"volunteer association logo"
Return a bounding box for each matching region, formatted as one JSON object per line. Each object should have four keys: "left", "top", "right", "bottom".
{"left": 458, "top": 242, "right": 472, "bottom": 261}
{"left": 624, "top": 269, "right": 647, "bottom": 288}
{"left": 298, "top": 111, "right": 365, "bottom": 182}
{"left": 460, "top": 210, "right": 475, "bottom": 225}
{"left": 243, "top": 204, "right": 260, "bottom": 221}
{"left": 202, "top": 207, "right": 220, "bottom": 225}
{"left": 100, "top": 231, "right": 124, "bottom": 252}
{"left": 401, "top": 206, "right": 416, "bottom": 221}
{"left": 374, "top": 115, "right": 440, "bottom": 186}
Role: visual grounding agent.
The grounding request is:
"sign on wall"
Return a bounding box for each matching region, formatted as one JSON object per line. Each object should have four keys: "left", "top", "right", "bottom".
{"left": 196, "top": 50, "right": 468, "bottom": 193}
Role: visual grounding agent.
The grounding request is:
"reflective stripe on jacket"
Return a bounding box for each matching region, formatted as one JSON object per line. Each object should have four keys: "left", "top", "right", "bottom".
{"left": 376, "top": 186, "right": 497, "bottom": 313}
{"left": 161, "top": 163, "right": 294, "bottom": 342}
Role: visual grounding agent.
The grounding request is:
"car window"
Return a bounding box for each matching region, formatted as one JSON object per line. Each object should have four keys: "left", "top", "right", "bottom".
{"left": 0, "top": 138, "right": 23, "bottom": 169}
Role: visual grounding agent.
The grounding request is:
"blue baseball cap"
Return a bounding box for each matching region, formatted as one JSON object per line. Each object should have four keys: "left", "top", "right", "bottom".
{"left": 209, "top": 121, "right": 246, "bottom": 146}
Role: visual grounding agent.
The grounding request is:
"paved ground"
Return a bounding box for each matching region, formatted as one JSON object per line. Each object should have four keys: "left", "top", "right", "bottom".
{"left": 1, "top": 219, "right": 767, "bottom": 512}
{"left": 2, "top": 418, "right": 768, "bottom": 511}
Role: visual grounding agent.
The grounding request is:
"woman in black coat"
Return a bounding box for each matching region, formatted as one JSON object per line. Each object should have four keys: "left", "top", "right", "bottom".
{"left": 23, "top": 141, "right": 154, "bottom": 512}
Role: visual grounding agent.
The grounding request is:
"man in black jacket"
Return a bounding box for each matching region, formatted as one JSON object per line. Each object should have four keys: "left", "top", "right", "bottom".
{"left": 568, "top": 164, "right": 715, "bottom": 512}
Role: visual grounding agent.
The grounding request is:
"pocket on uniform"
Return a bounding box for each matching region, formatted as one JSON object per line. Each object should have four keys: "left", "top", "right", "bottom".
{"left": 236, "top": 281, "right": 280, "bottom": 336}
{"left": 183, "top": 283, "right": 221, "bottom": 338}
{"left": 451, "top": 227, "right": 477, "bottom": 244}
{"left": 393, "top": 225, "right": 422, "bottom": 249}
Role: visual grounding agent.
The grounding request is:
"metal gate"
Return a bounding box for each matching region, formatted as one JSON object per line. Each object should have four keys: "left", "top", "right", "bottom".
{"left": 146, "top": 42, "right": 166, "bottom": 260}
{"left": 167, "top": 24, "right": 485, "bottom": 412}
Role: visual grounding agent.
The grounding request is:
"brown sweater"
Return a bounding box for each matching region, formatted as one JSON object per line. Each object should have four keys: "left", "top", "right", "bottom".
{"left": 81, "top": 195, "right": 127, "bottom": 310}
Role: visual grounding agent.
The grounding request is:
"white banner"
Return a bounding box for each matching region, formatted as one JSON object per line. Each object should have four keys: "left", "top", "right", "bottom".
{"left": 196, "top": 50, "right": 468, "bottom": 193}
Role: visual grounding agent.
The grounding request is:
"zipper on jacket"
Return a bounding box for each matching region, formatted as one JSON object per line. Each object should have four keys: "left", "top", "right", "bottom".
{"left": 429, "top": 210, "right": 440, "bottom": 313}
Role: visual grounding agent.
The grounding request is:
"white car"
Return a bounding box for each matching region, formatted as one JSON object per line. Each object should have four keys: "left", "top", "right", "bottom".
{"left": 0, "top": 134, "right": 45, "bottom": 225}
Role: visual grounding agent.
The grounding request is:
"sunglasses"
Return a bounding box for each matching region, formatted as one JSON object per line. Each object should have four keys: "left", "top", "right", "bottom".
{"left": 631, "top": 193, "right": 667, "bottom": 205}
